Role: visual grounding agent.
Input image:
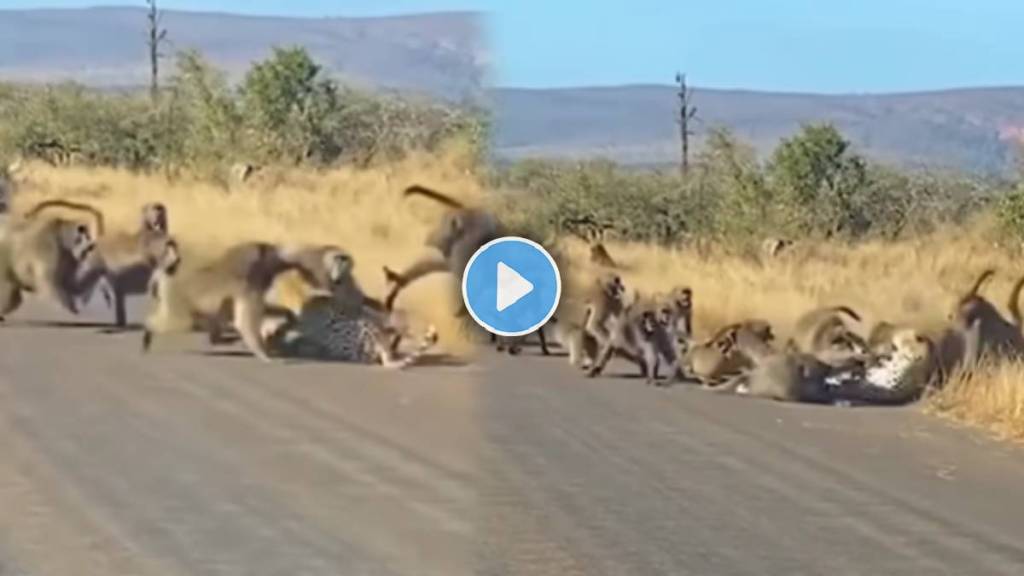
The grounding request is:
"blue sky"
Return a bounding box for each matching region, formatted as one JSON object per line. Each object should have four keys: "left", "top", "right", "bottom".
{"left": 4, "top": 1, "right": 1024, "bottom": 93}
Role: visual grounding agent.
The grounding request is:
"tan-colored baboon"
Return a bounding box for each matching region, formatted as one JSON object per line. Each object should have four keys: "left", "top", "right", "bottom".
{"left": 384, "top": 185, "right": 505, "bottom": 312}
{"left": 0, "top": 218, "right": 95, "bottom": 319}
{"left": 585, "top": 300, "right": 683, "bottom": 386}
{"left": 761, "top": 237, "right": 793, "bottom": 260}
{"left": 791, "top": 305, "right": 868, "bottom": 366}
{"left": 710, "top": 345, "right": 838, "bottom": 404}
{"left": 0, "top": 199, "right": 105, "bottom": 318}
{"left": 944, "top": 269, "right": 1024, "bottom": 368}
{"left": 684, "top": 320, "right": 775, "bottom": 385}
{"left": 547, "top": 309, "right": 600, "bottom": 369}
{"left": 142, "top": 242, "right": 346, "bottom": 361}
{"left": 71, "top": 202, "right": 170, "bottom": 327}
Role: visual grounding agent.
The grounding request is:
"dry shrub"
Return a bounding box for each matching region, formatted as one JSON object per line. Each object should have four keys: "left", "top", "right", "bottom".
{"left": 10, "top": 145, "right": 484, "bottom": 355}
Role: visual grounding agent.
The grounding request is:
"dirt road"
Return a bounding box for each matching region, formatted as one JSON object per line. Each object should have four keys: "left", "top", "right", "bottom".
{"left": 1, "top": 302, "right": 1023, "bottom": 575}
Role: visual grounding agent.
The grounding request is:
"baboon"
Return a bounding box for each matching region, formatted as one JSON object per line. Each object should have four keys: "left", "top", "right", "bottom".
{"left": 683, "top": 320, "right": 775, "bottom": 385}
{"left": 791, "top": 305, "right": 868, "bottom": 366}
{"left": 762, "top": 237, "right": 793, "bottom": 259}
{"left": 662, "top": 286, "right": 693, "bottom": 348}
{"left": 142, "top": 242, "right": 345, "bottom": 362}
{"left": 384, "top": 185, "right": 505, "bottom": 312}
{"left": 586, "top": 301, "right": 683, "bottom": 386}
{"left": 710, "top": 344, "right": 839, "bottom": 404}
{"left": 546, "top": 310, "right": 600, "bottom": 369}
{"left": 0, "top": 199, "right": 104, "bottom": 318}
{"left": 71, "top": 202, "right": 170, "bottom": 327}
{"left": 867, "top": 320, "right": 900, "bottom": 355}
{"left": 0, "top": 218, "right": 95, "bottom": 319}
{"left": 231, "top": 162, "right": 260, "bottom": 184}
{"left": 944, "top": 269, "right": 1024, "bottom": 367}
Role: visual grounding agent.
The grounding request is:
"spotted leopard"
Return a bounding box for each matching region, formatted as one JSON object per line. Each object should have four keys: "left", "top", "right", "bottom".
{"left": 265, "top": 266, "right": 438, "bottom": 368}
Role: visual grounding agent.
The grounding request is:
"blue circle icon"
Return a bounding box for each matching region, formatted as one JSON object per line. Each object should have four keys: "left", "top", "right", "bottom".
{"left": 462, "top": 237, "right": 562, "bottom": 337}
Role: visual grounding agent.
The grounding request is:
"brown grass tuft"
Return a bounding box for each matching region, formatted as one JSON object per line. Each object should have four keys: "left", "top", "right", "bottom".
{"left": 927, "top": 359, "right": 1024, "bottom": 442}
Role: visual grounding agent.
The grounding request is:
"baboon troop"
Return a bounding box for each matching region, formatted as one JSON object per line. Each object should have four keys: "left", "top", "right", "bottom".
{"left": 4, "top": 183, "right": 1022, "bottom": 405}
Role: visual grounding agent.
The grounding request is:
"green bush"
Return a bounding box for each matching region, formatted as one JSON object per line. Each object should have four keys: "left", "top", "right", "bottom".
{"left": 0, "top": 47, "right": 484, "bottom": 173}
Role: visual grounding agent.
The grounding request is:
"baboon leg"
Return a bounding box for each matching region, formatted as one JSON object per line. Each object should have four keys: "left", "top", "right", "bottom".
{"left": 537, "top": 326, "right": 551, "bottom": 355}
{"left": 141, "top": 329, "right": 154, "bottom": 353}
{"left": 0, "top": 278, "right": 22, "bottom": 319}
{"left": 233, "top": 298, "right": 271, "bottom": 362}
{"left": 708, "top": 374, "right": 746, "bottom": 394}
{"left": 39, "top": 272, "right": 78, "bottom": 315}
{"left": 384, "top": 256, "right": 449, "bottom": 309}
{"left": 113, "top": 287, "right": 128, "bottom": 328}
{"left": 587, "top": 343, "right": 616, "bottom": 378}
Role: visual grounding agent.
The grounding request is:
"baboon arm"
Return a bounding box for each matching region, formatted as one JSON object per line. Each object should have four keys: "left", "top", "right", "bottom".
{"left": 384, "top": 256, "right": 449, "bottom": 309}
{"left": 234, "top": 298, "right": 271, "bottom": 362}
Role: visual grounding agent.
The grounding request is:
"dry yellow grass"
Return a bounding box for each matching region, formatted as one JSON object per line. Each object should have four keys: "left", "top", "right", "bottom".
{"left": 9, "top": 153, "right": 1024, "bottom": 440}
{"left": 927, "top": 360, "right": 1024, "bottom": 441}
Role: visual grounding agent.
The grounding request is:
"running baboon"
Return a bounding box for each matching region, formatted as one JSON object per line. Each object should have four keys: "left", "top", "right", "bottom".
{"left": 384, "top": 185, "right": 505, "bottom": 312}
{"left": 944, "top": 269, "right": 1024, "bottom": 367}
{"left": 71, "top": 202, "right": 170, "bottom": 327}
{"left": 547, "top": 309, "right": 600, "bottom": 369}
{"left": 142, "top": 242, "right": 345, "bottom": 361}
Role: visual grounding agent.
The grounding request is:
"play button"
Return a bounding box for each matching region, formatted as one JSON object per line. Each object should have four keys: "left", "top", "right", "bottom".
{"left": 462, "top": 237, "right": 561, "bottom": 337}
{"left": 496, "top": 262, "right": 533, "bottom": 311}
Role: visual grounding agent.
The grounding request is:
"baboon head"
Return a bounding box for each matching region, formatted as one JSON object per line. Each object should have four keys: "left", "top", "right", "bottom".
{"left": 142, "top": 202, "right": 168, "bottom": 234}
{"left": 61, "top": 221, "right": 95, "bottom": 261}
{"left": 426, "top": 212, "right": 465, "bottom": 257}
{"left": 599, "top": 274, "right": 627, "bottom": 302}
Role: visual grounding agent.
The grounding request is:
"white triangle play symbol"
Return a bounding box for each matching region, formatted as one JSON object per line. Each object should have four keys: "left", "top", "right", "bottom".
{"left": 496, "top": 261, "right": 534, "bottom": 312}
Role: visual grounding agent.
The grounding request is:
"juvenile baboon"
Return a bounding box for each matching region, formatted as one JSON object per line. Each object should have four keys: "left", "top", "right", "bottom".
{"left": 663, "top": 286, "right": 693, "bottom": 347}
{"left": 142, "top": 242, "right": 344, "bottom": 362}
{"left": 384, "top": 185, "right": 505, "bottom": 312}
{"left": 586, "top": 302, "right": 682, "bottom": 386}
{"left": 546, "top": 310, "right": 600, "bottom": 369}
{"left": 72, "top": 202, "right": 170, "bottom": 327}
{"left": 944, "top": 269, "right": 1024, "bottom": 367}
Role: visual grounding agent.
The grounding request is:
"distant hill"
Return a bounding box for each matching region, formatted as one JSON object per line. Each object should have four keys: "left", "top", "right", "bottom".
{"left": 0, "top": 6, "right": 486, "bottom": 100}
{"left": 2, "top": 7, "right": 1024, "bottom": 172}
{"left": 491, "top": 85, "right": 1024, "bottom": 173}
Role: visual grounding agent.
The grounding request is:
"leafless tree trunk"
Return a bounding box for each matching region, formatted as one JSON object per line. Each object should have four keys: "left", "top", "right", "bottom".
{"left": 146, "top": 0, "right": 168, "bottom": 105}
{"left": 675, "top": 72, "right": 698, "bottom": 176}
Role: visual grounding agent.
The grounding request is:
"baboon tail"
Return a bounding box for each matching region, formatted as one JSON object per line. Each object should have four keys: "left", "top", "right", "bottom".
{"left": 23, "top": 199, "right": 105, "bottom": 236}
{"left": 830, "top": 306, "right": 862, "bottom": 322}
{"left": 1009, "top": 273, "right": 1024, "bottom": 328}
{"left": 963, "top": 269, "right": 996, "bottom": 302}
{"left": 403, "top": 185, "right": 466, "bottom": 210}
